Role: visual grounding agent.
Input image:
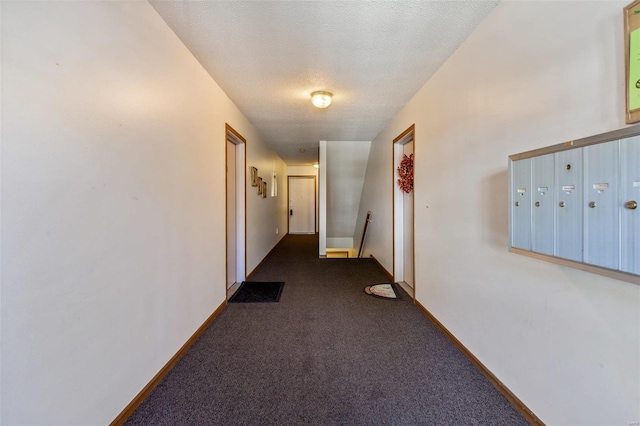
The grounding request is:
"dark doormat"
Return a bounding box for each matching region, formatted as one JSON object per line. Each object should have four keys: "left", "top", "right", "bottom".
{"left": 229, "top": 281, "right": 284, "bottom": 303}
{"left": 364, "top": 282, "right": 402, "bottom": 300}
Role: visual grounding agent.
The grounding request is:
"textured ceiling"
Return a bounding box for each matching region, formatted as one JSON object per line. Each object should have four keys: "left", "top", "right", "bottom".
{"left": 150, "top": 1, "right": 499, "bottom": 165}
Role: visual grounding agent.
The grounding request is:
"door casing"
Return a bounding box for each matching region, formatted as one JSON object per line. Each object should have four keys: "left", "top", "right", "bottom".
{"left": 392, "top": 124, "right": 416, "bottom": 300}
{"left": 225, "top": 124, "right": 247, "bottom": 297}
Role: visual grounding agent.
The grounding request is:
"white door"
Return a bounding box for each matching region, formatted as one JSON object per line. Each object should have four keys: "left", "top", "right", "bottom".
{"left": 393, "top": 126, "right": 415, "bottom": 298}
{"left": 289, "top": 176, "right": 315, "bottom": 234}
{"left": 402, "top": 140, "right": 414, "bottom": 289}
{"left": 226, "top": 140, "right": 237, "bottom": 289}
{"left": 225, "top": 125, "right": 246, "bottom": 297}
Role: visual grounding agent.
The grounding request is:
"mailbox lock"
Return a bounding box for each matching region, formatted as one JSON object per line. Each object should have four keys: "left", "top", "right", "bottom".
{"left": 626, "top": 200, "right": 638, "bottom": 210}
{"left": 515, "top": 201, "right": 520, "bottom": 207}
{"left": 535, "top": 201, "right": 540, "bottom": 207}
{"left": 589, "top": 201, "right": 596, "bottom": 208}
{"left": 559, "top": 201, "right": 565, "bottom": 208}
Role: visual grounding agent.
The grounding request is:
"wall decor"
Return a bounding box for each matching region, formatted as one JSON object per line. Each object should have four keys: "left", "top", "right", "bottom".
{"left": 397, "top": 153, "right": 414, "bottom": 193}
{"left": 257, "top": 177, "right": 263, "bottom": 195}
{"left": 250, "top": 167, "right": 258, "bottom": 187}
{"left": 625, "top": 1, "right": 640, "bottom": 123}
{"left": 271, "top": 171, "right": 277, "bottom": 197}
{"left": 262, "top": 181, "right": 267, "bottom": 198}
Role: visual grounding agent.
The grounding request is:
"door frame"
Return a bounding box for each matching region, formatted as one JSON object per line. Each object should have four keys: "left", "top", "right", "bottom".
{"left": 225, "top": 123, "right": 247, "bottom": 298}
{"left": 287, "top": 175, "right": 317, "bottom": 234}
{"left": 392, "top": 124, "right": 415, "bottom": 300}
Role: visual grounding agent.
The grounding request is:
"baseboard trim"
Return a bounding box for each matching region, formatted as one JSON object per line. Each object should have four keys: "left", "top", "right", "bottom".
{"left": 369, "top": 254, "right": 393, "bottom": 281}
{"left": 414, "top": 300, "right": 544, "bottom": 426}
{"left": 396, "top": 280, "right": 414, "bottom": 299}
{"left": 246, "top": 233, "right": 288, "bottom": 280}
{"left": 110, "top": 301, "right": 227, "bottom": 425}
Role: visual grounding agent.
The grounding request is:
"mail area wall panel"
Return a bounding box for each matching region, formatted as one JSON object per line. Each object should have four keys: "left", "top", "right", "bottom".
{"left": 509, "top": 125, "right": 640, "bottom": 285}
{"left": 531, "top": 154, "right": 555, "bottom": 256}
{"left": 554, "top": 149, "right": 583, "bottom": 262}
{"left": 583, "top": 141, "right": 620, "bottom": 270}
{"left": 621, "top": 136, "right": 640, "bottom": 275}
{"left": 510, "top": 158, "right": 532, "bottom": 251}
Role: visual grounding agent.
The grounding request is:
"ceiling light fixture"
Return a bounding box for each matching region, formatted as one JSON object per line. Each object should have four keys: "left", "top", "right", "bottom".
{"left": 311, "top": 91, "right": 333, "bottom": 108}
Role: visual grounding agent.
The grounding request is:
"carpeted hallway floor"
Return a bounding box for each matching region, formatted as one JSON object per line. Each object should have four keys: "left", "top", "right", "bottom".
{"left": 125, "top": 234, "right": 528, "bottom": 425}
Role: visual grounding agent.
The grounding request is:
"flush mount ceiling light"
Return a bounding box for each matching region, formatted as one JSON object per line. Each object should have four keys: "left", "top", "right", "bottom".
{"left": 311, "top": 91, "right": 333, "bottom": 108}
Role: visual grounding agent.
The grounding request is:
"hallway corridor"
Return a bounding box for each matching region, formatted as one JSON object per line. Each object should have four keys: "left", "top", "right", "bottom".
{"left": 126, "top": 234, "right": 526, "bottom": 425}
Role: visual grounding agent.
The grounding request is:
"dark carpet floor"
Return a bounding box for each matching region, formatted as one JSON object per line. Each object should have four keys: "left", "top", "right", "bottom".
{"left": 125, "top": 234, "right": 528, "bottom": 425}
{"left": 228, "top": 281, "right": 285, "bottom": 303}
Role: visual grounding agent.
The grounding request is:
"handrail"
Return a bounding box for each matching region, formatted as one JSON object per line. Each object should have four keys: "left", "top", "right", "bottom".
{"left": 358, "top": 211, "right": 372, "bottom": 258}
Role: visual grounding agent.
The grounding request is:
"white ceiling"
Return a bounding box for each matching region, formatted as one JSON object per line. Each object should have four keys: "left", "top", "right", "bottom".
{"left": 150, "top": 0, "right": 499, "bottom": 165}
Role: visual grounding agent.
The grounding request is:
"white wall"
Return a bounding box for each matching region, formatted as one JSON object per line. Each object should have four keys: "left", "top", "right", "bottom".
{"left": 325, "top": 141, "right": 371, "bottom": 247}
{"left": 319, "top": 141, "right": 327, "bottom": 255}
{"left": 0, "top": 2, "right": 285, "bottom": 424}
{"left": 355, "top": 139, "right": 392, "bottom": 261}
{"left": 357, "top": 1, "right": 640, "bottom": 425}
{"left": 246, "top": 140, "right": 288, "bottom": 274}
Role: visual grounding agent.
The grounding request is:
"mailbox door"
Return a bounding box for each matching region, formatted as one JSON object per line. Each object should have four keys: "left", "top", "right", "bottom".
{"left": 511, "top": 158, "right": 532, "bottom": 250}
{"left": 554, "top": 149, "right": 583, "bottom": 262}
{"left": 584, "top": 140, "right": 620, "bottom": 269}
{"left": 531, "top": 154, "right": 554, "bottom": 255}
{"left": 620, "top": 136, "right": 640, "bottom": 274}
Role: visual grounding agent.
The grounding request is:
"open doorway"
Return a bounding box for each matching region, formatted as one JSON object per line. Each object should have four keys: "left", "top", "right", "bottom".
{"left": 393, "top": 125, "right": 415, "bottom": 300}
{"left": 226, "top": 124, "right": 246, "bottom": 299}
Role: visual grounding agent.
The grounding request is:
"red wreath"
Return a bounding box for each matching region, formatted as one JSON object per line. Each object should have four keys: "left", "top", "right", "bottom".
{"left": 397, "top": 153, "right": 414, "bottom": 193}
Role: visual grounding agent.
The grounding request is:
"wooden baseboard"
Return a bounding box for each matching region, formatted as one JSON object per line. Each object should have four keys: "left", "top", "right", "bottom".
{"left": 414, "top": 300, "right": 544, "bottom": 426}
{"left": 326, "top": 250, "right": 349, "bottom": 258}
{"left": 110, "top": 301, "right": 227, "bottom": 425}
{"left": 369, "top": 254, "right": 393, "bottom": 281}
{"left": 246, "top": 233, "right": 288, "bottom": 280}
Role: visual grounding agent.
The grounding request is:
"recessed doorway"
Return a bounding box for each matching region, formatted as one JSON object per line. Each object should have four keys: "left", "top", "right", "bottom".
{"left": 226, "top": 124, "right": 246, "bottom": 299}
{"left": 393, "top": 125, "right": 415, "bottom": 300}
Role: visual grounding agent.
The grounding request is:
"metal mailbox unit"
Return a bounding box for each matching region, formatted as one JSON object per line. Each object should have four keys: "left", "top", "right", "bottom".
{"left": 509, "top": 125, "right": 640, "bottom": 285}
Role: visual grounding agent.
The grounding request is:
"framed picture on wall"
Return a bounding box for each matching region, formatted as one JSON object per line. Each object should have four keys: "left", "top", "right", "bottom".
{"left": 257, "top": 177, "right": 263, "bottom": 195}
{"left": 250, "top": 167, "right": 259, "bottom": 187}
{"left": 262, "top": 181, "right": 267, "bottom": 198}
{"left": 625, "top": 0, "right": 640, "bottom": 123}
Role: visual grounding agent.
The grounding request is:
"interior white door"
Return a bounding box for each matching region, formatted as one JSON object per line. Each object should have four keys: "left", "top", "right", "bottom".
{"left": 402, "top": 140, "right": 414, "bottom": 288}
{"left": 289, "top": 177, "right": 315, "bottom": 234}
{"left": 393, "top": 127, "right": 415, "bottom": 298}
{"left": 226, "top": 140, "right": 237, "bottom": 289}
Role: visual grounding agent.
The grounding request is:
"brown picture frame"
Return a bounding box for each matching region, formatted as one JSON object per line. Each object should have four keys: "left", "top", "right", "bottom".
{"left": 625, "top": 1, "right": 640, "bottom": 123}
{"left": 250, "top": 167, "right": 259, "bottom": 187}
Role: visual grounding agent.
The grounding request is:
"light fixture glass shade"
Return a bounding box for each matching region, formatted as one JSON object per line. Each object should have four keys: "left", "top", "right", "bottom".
{"left": 311, "top": 91, "right": 332, "bottom": 108}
